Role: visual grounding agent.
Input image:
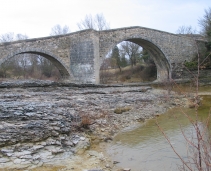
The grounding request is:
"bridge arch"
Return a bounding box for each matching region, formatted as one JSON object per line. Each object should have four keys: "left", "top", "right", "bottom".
{"left": 0, "top": 48, "right": 71, "bottom": 78}
{"left": 101, "top": 37, "right": 171, "bottom": 82}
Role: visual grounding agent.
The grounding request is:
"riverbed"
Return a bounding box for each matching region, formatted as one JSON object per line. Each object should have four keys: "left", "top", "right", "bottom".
{"left": 0, "top": 80, "right": 186, "bottom": 171}
{"left": 0, "top": 81, "right": 210, "bottom": 171}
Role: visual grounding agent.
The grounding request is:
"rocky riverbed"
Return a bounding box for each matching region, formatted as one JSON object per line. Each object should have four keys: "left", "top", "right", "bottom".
{"left": 0, "top": 80, "right": 190, "bottom": 171}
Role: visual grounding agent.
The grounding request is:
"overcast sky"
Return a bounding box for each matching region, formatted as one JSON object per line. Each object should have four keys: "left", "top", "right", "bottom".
{"left": 0, "top": 0, "right": 210, "bottom": 39}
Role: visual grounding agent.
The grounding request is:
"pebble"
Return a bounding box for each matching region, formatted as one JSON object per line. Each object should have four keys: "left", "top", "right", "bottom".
{"left": 113, "top": 161, "right": 120, "bottom": 164}
{"left": 0, "top": 158, "right": 10, "bottom": 163}
{"left": 88, "top": 150, "right": 99, "bottom": 157}
{"left": 13, "top": 159, "right": 22, "bottom": 164}
{"left": 72, "top": 140, "right": 79, "bottom": 145}
{"left": 123, "top": 168, "right": 131, "bottom": 171}
{"left": 105, "top": 164, "right": 110, "bottom": 168}
{"left": 80, "top": 137, "right": 86, "bottom": 141}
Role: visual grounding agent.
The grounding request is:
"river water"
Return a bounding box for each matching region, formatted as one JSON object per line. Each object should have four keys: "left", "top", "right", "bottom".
{"left": 107, "top": 88, "right": 211, "bottom": 171}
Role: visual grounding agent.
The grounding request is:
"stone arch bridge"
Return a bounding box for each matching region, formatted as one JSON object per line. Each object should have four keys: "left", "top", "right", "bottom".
{"left": 0, "top": 26, "right": 206, "bottom": 84}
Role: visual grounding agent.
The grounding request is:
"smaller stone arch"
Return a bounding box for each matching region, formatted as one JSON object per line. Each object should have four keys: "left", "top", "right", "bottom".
{"left": 0, "top": 48, "right": 71, "bottom": 78}
{"left": 100, "top": 37, "right": 171, "bottom": 81}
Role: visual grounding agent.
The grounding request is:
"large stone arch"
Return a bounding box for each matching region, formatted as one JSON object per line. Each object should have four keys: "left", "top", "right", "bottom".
{"left": 0, "top": 48, "right": 71, "bottom": 78}
{"left": 0, "top": 26, "right": 206, "bottom": 84}
{"left": 100, "top": 37, "right": 171, "bottom": 82}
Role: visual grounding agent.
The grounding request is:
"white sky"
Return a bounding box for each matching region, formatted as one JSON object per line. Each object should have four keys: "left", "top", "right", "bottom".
{"left": 0, "top": 0, "right": 210, "bottom": 39}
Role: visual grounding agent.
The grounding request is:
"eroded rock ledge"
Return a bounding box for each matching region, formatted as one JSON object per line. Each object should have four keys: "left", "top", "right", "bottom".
{"left": 0, "top": 80, "right": 188, "bottom": 170}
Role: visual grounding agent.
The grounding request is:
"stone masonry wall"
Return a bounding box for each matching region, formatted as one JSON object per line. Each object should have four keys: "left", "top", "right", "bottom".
{"left": 69, "top": 30, "right": 99, "bottom": 83}
{"left": 99, "top": 27, "right": 202, "bottom": 80}
{"left": 0, "top": 26, "right": 206, "bottom": 83}
{"left": 99, "top": 27, "right": 199, "bottom": 64}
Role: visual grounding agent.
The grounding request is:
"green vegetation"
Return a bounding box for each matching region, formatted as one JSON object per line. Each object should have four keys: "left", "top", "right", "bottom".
{"left": 184, "top": 61, "right": 198, "bottom": 70}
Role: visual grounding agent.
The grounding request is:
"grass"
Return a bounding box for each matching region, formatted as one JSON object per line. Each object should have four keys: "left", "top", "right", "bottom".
{"left": 100, "top": 64, "right": 157, "bottom": 84}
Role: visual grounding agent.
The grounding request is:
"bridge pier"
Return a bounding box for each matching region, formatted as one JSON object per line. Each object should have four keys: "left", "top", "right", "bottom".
{"left": 69, "top": 30, "right": 100, "bottom": 84}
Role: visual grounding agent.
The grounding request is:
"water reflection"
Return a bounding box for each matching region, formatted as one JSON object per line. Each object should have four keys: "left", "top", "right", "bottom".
{"left": 107, "top": 96, "right": 211, "bottom": 171}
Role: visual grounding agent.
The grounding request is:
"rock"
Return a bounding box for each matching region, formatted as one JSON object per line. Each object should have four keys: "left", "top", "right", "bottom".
{"left": 105, "top": 164, "right": 111, "bottom": 168}
{"left": 32, "top": 160, "right": 40, "bottom": 165}
{"left": 80, "top": 137, "right": 85, "bottom": 141}
{"left": 13, "top": 158, "right": 22, "bottom": 164}
{"left": 72, "top": 140, "right": 79, "bottom": 145}
{"left": 51, "top": 148, "right": 64, "bottom": 154}
{"left": 0, "top": 158, "right": 10, "bottom": 163}
{"left": 0, "top": 149, "right": 14, "bottom": 154}
{"left": 14, "top": 111, "right": 23, "bottom": 115}
{"left": 32, "top": 145, "right": 44, "bottom": 150}
{"left": 25, "top": 112, "right": 36, "bottom": 116}
{"left": 39, "top": 151, "right": 52, "bottom": 159}
{"left": 37, "top": 161, "right": 43, "bottom": 167}
{"left": 88, "top": 150, "right": 99, "bottom": 157}
{"left": 136, "top": 118, "right": 145, "bottom": 122}
{"left": 63, "top": 140, "right": 73, "bottom": 146}
{"left": 5, "top": 153, "right": 13, "bottom": 157}
{"left": 103, "top": 136, "right": 112, "bottom": 142}
{"left": 123, "top": 168, "right": 131, "bottom": 171}
{"left": 19, "top": 155, "right": 33, "bottom": 159}
{"left": 32, "top": 154, "right": 40, "bottom": 160}
{"left": 41, "top": 142, "right": 47, "bottom": 146}
{"left": 14, "top": 151, "right": 32, "bottom": 157}
{"left": 20, "top": 160, "right": 32, "bottom": 165}
{"left": 0, "top": 84, "right": 184, "bottom": 169}
{"left": 73, "top": 138, "right": 90, "bottom": 154}
{"left": 92, "top": 139, "right": 100, "bottom": 145}
{"left": 52, "top": 131, "right": 59, "bottom": 136}
{"left": 113, "top": 161, "right": 120, "bottom": 164}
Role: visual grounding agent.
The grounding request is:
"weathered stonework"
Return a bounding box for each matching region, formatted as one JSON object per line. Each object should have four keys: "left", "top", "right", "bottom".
{"left": 0, "top": 26, "right": 206, "bottom": 83}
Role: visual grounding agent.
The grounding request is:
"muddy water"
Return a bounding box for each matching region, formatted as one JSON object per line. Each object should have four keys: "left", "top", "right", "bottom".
{"left": 107, "top": 94, "right": 211, "bottom": 171}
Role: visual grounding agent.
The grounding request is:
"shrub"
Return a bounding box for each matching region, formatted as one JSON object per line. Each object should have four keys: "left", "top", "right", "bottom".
{"left": 184, "top": 61, "right": 198, "bottom": 70}
{"left": 80, "top": 115, "right": 92, "bottom": 128}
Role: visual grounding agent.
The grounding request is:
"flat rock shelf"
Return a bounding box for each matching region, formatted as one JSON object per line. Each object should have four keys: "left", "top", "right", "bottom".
{"left": 0, "top": 80, "right": 189, "bottom": 170}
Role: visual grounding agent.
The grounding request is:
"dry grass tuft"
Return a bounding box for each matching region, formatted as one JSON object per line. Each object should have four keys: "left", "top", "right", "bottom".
{"left": 114, "top": 106, "right": 131, "bottom": 114}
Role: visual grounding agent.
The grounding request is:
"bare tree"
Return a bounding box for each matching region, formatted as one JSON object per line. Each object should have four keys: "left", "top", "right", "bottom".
{"left": 0, "top": 32, "right": 29, "bottom": 43}
{"left": 198, "top": 7, "right": 211, "bottom": 36}
{"left": 0, "top": 32, "right": 15, "bottom": 42}
{"left": 157, "top": 39, "right": 211, "bottom": 171}
{"left": 16, "top": 34, "right": 28, "bottom": 40}
{"left": 199, "top": 7, "right": 211, "bottom": 53}
{"left": 77, "top": 14, "right": 94, "bottom": 30}
{"left": 176, "top": 25, "right": 197, "bottom": 34}
{"left": 0, "top": 32, "right": 61, "bottom": 80}
{"left": 77, "top": 13, "right": 110, "bottom": 31}
{"left": 0, "top": 33, "right": 30, "bottom": 78}
{"left": 50, "top": 24, "right": 70, "bottom": 36}
{"left": 120, "top": 41, "right": 142, "bottom": 67}
{"left": 95, "top": 13, "right": 110, "bottom": 30}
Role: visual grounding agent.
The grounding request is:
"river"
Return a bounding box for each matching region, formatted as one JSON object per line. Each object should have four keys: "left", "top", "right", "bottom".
{"left": 107, "top": 87, "right": 211, "bottom": 171}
